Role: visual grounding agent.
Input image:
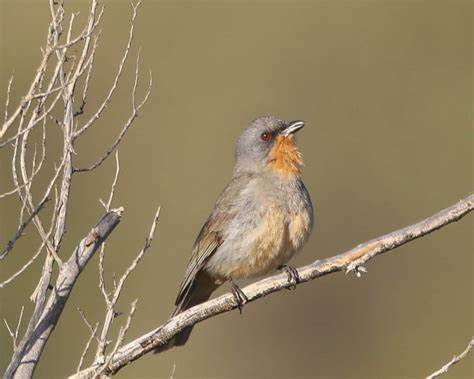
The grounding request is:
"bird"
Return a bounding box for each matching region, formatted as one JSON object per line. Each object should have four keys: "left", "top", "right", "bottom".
{"left": 163, "top": 116, "right": 313, "bottom": 350}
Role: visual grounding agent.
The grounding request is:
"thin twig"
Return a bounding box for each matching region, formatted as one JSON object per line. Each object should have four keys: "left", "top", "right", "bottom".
{"left": 0, "top": 89, "right": 64, "bottom": 149}
{"left": 0, "top": 46, "right": 53, "bottom": 139}
{"left": 73, "top": 1, "right": 141, "bottom": 140}
{"left": 74, "top": 34, "right": 100, "bottom": 117}
{"left": 94, "top": 207, "right": 160, "bottom": 364}
{"left": 3, "top": 319, "right": 15, "bottom": 348}
{"left": 0, "top": 242, "right": 46, "bottom": 288}
{"left": 75, "top": 59, "right": 152, "bottom": 173}
{"left": 14, "top": 306, "right": 25, "bottom": 345}
{"left": 170, "top": 362, "right": 176, "bottom": 379}
{"left": 77, "top": 307, "right": 100, "bottom": 344}
{"left": 112, "top": 206, "right": 160, "bottom": 302}
{"left": 426, "top": 337, "right": 474, "bottom": 379}
{"left": 3, "top": 306, "right": 24, "bottom": 350}
{"left": 77, "top": 322, "right": 99, "bottom": 373}
{"left": 98, "top": 299, "right": 138, "bottom": 376}
{"left": 98, "top": 151, "right": 121, "bottom": 308}
{"left": 0, "top": 197, "right": 50, "bottom": 260}
{"left": 3, "top": 75, "right": 14, "bottom": 123}
{"left": 100, "top": 151, "right": 120, "bottom": 211}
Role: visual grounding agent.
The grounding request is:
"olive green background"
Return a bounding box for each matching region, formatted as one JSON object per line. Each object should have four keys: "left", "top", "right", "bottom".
{"left": 0, "top": 1, "right": 472, "bottom": 378}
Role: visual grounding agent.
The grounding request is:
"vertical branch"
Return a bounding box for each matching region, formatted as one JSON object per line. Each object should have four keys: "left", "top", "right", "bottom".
{"left": 2, "top": 2, "right": 149, "bottom": 378}
{"left": 94, "top": 207, "right": 160, "bottom": 368}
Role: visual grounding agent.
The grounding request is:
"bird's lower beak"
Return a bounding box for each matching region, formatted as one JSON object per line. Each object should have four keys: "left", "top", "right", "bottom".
{"left": 281, "top": 120, "right": 305, "bottom": 137}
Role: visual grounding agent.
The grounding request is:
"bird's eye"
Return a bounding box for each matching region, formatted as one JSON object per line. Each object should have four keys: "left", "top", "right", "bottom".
{"left": 261, "top": 132, "right": 270, "bottom": 141}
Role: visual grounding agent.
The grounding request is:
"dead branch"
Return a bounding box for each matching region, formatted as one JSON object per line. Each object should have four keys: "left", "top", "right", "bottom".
{"left": 0, "top": 197, "right": 50, "bottom": 260}
{"left": 74, "top": 55, "right": 152, "bottom": 173}
{"left": 1, "top": 1, "right": 149, "bottom": 377}
{"left": 71, "top": 194, "right": 473, "bottom": 378}
{"left": 3, "top": 306, "right": 24, "bottom": 351}
{"left": 426, "top": 337, "right": 474, "bottom": 379}
{"left": 73, "top": 2, "right": 140, "bottom": 140}
{"left": 93, "top": 207, "right": 160, "bottom": 366}
{"left": 4, "top": 208, "right": 123, "bottom": 378}
{"left": 77, "top": 322, "right": 99, "bottom": 374}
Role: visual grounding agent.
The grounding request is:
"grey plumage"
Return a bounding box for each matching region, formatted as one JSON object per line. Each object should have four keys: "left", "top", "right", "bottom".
{"left": 158, "top": 116, "right": 313, "bottom": 351}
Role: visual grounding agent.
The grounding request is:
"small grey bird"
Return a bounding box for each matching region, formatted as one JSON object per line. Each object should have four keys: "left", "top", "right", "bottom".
{"left": 166, "top": 116, "right": 313, "bottom": 349}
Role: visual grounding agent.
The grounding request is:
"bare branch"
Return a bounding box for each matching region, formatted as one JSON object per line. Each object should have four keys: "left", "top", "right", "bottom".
{"left": 74, "top": 34, "right": 100, "bottom": 117}
{"left": 75, "top": 55, "right": 152, "bottom": 173}
{"left": 0, "top": 196, "right": 50, "bottom": 260}
{"left": 0, "top": 241, "right": 47, "bottom": 288}
{"left": 94, "top": 207, "right": 160, "bottom": 365}
{"left": 3, "top": 320, "right": 15, "bottom": 348}
{"left": 73, "top": 194, "right": 473, "bottom": 378}
{"left": 3, "top": 306, "right": 24, "bottom": 350}
{"left": 0, "top": 89, "right": 63, "bottom": 149}
{"left": 73, "top": 1, "right": 141, "bottom": 140}
{"left": 98, "top": 299, "right": 138, "bottom": 376}
{"left": 0, "top": 3, "right": 66, "bottom": 142}
{"left": 77, "top": 308, "right": 100, "bottom": 344}
{"left": 426, "top": 337, "right": 474, "bottom": 379}
{"left": 98, "top": 151, "right": 121, "bottom": 308}
{"left": 14, "top": 306, "right": 25, "bottom": 346}
{"left": 54, "top": 4, "right": 104, "bottom": 50}
{"left": 112, "top": 206, "right": 160, "bottom": 302}
{"left": 2, "top": 2, "right": 149, "bottom": 378}
{"left": 77, "top": 322, "right": 99, "bottom": 374}
{"left": 5, "top": 208, "right": 124, "bottom": 378}
{"left": 0, "top": 47, "right": 52, "bottom": 139}
{"left": 3, "top": 76, "right": 13, "bottom": 123}
{"left": 98, "top": 244, "right": 110, "bottom": 305}
{"left": 170, "top": 362, "right": 176, "bottom": 379}
{"left": 100, "top": 151, "right": 120, "bottom": 211}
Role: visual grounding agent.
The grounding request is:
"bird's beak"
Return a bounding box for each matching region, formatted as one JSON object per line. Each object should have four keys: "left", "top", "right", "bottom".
{"left": 281, "top": 120, "right": 305, "bottom": 137}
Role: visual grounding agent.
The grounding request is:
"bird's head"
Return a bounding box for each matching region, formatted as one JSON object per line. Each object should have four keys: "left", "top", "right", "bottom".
{"left": 234, "top": 116, "right": 305, "bottom": 177}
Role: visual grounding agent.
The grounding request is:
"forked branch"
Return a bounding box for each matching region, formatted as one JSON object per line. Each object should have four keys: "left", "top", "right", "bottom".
{"left": 4, "top": 208, "right": 124, "bottom": 378}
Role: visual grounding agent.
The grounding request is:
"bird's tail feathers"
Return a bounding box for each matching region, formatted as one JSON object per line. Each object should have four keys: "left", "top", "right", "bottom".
{"left": 154, "top": 272, "right": 218, "bottom": 353}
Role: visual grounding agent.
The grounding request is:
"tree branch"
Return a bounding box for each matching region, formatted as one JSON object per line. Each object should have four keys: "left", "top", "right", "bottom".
{"left": 426, "top": 337, "right": 474, "bottom": 379}
{"left": 4, "top": 208, "right": 124, "bottom": 379}
{"left": 72, "top": 194, "right": 473, "bottom": 378}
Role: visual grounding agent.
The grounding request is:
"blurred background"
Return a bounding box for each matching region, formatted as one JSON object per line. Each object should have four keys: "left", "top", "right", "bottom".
{"left": 0, "top": 0, "right": 472, "bottom": 378}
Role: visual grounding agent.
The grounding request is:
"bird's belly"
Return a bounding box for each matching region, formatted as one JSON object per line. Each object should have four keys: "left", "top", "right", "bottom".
{"left": 206, "top": 205, "right": 311, "bottom": 281}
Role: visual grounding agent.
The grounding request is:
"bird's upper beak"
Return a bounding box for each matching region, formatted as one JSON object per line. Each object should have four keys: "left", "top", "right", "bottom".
{"left": 280, "top": 120, "right": 305, "bottom": 137}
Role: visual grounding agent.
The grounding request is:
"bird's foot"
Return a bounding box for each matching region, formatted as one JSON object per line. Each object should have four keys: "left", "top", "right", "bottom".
{"left": 279, "top": 265, "right": 300, "bottom": 290}
{"left": 354, "top": 265, "right": 367, "bottom": 278}
{"left": 229, "top": 279, "right": 248, "bottom": 314}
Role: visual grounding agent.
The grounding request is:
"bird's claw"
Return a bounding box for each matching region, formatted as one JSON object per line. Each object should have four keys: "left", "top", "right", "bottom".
{"left": 345, "top": 261, "right": 368, "bottom": 277}
{"left": 279, "top": 265, "right": 300, "bottom": 290}
{"left": 230, "top": 279, "right": 247, "bottom": 314}
{"left": 354, "top": 265, "right": 367, "bottom": 278}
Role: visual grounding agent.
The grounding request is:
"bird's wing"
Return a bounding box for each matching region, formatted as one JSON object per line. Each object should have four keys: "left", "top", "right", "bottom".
{"left": 174, "top": 174, "right": 251, "bottom": 307}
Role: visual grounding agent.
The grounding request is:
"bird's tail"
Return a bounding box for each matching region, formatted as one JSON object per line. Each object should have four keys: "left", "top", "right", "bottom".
{"left": 154, "top": 272, "right": 218, "bottom": 353}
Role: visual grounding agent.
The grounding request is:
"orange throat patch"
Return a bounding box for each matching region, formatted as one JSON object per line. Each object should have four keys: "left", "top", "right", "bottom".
{"left": 267, "top": 135, "right": 303, "bottom": 176}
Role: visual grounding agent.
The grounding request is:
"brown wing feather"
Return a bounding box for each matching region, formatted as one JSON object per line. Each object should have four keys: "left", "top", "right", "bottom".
{"left": 174, "top": 226, "right": 222, "bottom": 306}
{"left": 174, "top": 174, "right": 253, "bottom": 307}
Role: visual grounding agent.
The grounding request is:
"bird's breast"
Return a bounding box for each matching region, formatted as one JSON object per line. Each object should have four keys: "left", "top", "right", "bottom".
{"left": 206, "top": 200, "right": 312, "bottom": 281}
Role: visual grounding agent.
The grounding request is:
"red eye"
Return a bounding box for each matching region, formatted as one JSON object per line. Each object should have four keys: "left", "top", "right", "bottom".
{"left": 261, "top": 132, "right": 270, "bottom": 141}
